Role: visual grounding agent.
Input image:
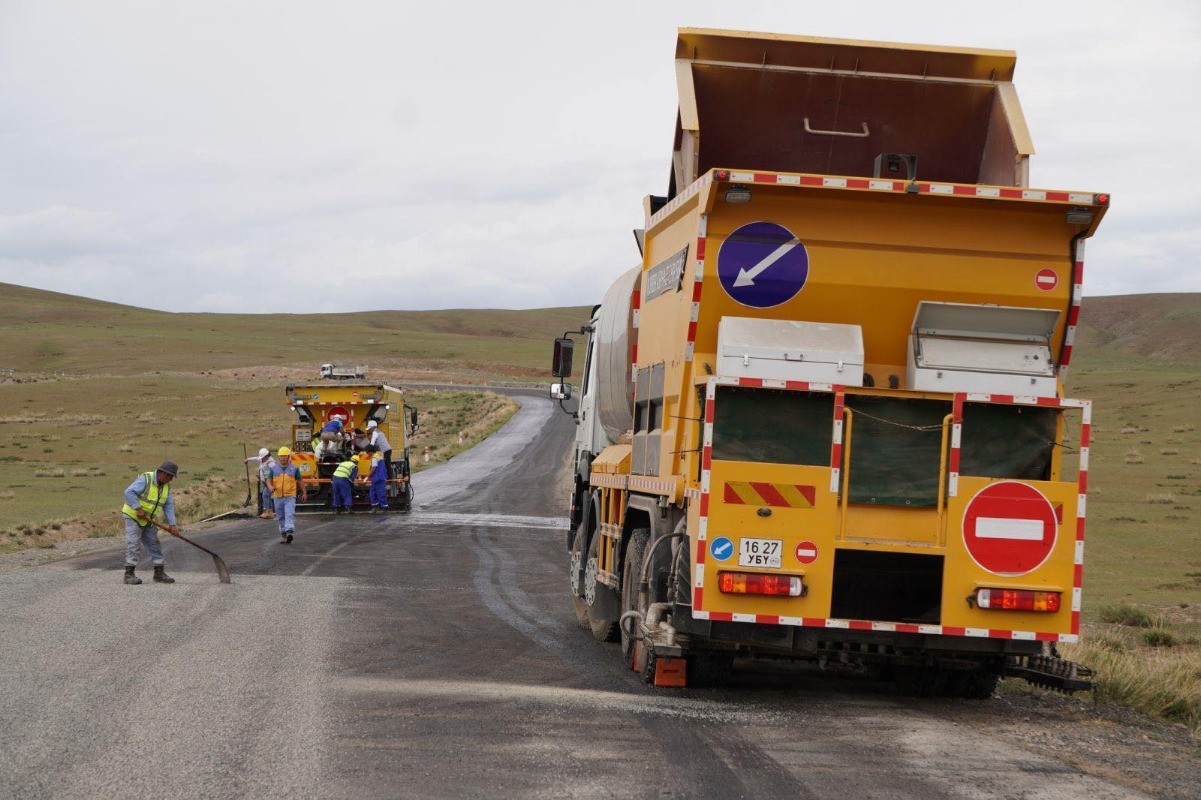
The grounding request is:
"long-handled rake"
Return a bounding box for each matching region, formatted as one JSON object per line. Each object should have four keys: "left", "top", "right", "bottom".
{"left": 148, "top": 518, "right": 232, "bottom": 584}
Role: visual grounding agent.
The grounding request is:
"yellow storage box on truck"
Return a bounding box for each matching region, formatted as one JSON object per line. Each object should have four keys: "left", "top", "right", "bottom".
{"left": 551, "top": 29, "right": 1108, "bottom": 694}
{"left": 284, "top": 379, "right": 419, "bottom": 512}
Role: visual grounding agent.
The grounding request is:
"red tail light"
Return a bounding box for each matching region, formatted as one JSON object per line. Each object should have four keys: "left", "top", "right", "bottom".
{"left": 975, "top": 588, "right": 1060, "bottom": 612}
{"left": 714, "top": 169, "right": 730, "bottom": 181}
{"left": 718, "top": 571, "right": 804, "bottom": 597}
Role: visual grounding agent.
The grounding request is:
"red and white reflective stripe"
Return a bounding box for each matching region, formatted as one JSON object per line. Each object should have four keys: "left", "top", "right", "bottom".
{"left": 948, "top": 393, "right": 964, "bottom": 497}
{"left": 1072, "top": 400, "right": 1092, "bottom": 636}
{"left": 589, "top": 473, "right": 628, "bottom": 490}
{"left": 685, "top": 215, "right": 707, "bottom": 362}
{"left": 830, "top": 391, "right": 845, "bottom": 493}
{"left": 1059, "top": 240, "right": 1085, "bottom": 383}
{"left": 684, "top": 488, "right": 702, "bottom": 501}
{"left": 717, "top": 170, "right": 1099, "bottom": 206}
{"left": 693, "top": 379, "right": 717, "bottom": 612}
{"left": 685, "top": 611, "right": 1076, "bottom": 642}
{"left": 630, "top": 285, "right": 641, "bottom": 383}
{"left": 961, "top": 393, "right": 1089, "bottom": 409}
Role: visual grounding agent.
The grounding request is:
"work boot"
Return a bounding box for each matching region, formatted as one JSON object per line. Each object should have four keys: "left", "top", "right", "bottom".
{"left": 124, "top": 566, "right": 142, "bottom": 585}
{"left": 153, "top": 565, "right": 175, "bottom": 584}
{"left": 285, "top": 530, "right": 294, "bottom": 544}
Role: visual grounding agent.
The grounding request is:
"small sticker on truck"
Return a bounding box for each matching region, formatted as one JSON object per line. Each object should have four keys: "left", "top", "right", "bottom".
{"left": 739, "top": 538, "right": 782, "bottom": 568}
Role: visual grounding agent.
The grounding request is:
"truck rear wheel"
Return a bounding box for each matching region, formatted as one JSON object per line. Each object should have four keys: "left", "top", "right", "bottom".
{"left": 620, "top": 528, "right": 650, "bottom": 661}
{"left": 569, "top": 531, "right": 589, "bottom": 628}
{"left": 586, "top": 532, "right": 618, "bottom": 643}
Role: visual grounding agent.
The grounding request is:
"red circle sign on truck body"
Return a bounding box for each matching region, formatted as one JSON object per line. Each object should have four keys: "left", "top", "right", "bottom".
{"left": 326, "top": 406, "right": 351, "bottom": 423}
{"left": 794, "top": 541, "right": 818, "bottom": 565}
{"left": 1035, "top": 268, "right": 1059, "bottom": 291}
{"left": 962, "top": 481, "right": 1058, "bottom": 575}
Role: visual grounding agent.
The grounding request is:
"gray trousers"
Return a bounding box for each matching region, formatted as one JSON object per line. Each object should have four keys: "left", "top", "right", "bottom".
{"left": 123, "top": 516, "right": 165, "bottom": 567}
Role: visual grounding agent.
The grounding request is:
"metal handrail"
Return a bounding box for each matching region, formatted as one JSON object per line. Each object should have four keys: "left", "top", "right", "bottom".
{"left": 937, "top": 413, "right": 954, "bottom": 545}
{"left": 838, "top": 408, "right": 854, "bottom": 539}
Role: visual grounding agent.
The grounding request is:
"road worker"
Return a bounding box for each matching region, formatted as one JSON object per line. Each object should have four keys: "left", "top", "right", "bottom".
{"left": 366, "top": 419, "right": 393, "bottom": 478}
{"left": 270, "top": 447, "right": 303, "bottom": 543}
{"left": 244, "top": 447, "right": 277, "bottom": 518}
{"left": 317, "top": 416, "right": 348, "bottom": 459}
{"left": 367, "top": 446, "right": 389, "bottom": 512}
{"left": 331, "top": 456, "right": 358, "bottom": 514}
{"left": 120, "top": 461, "right": 179, "bottom": 585}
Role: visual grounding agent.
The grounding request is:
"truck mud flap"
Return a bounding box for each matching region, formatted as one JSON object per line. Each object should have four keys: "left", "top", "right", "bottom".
{"left": 1004, "top": 654, "right": 1095, "bottom": 693}
{"left": 591, "top": 582, "right": 622, "bottom": 623}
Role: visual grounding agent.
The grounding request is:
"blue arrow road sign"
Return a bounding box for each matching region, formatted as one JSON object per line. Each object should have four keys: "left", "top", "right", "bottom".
{"left": 717, "top": 221, "right": 809, "bottom": 308}
{"left": 709, "top": 536, "right": 734, "bottom": 562}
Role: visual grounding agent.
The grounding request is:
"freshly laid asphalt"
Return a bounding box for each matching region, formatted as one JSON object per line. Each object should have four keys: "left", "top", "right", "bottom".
{"left": 0, "top": 392, "right": 1156, "bottom": 799}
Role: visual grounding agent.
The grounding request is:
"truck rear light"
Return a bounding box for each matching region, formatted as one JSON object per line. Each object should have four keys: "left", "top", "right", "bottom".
{"left": 714, "top": 169, "right": 730, "bottom": 181}
{"left": 975, "top": 588, "right": 1060, "bottom": 612}
{"left": 717, "top": 571, "right": 804, "bottom": 597}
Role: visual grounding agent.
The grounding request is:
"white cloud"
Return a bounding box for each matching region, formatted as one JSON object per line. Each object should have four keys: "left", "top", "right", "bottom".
{"left": 0, "top": 1, "right": 1198, "bottom": 311}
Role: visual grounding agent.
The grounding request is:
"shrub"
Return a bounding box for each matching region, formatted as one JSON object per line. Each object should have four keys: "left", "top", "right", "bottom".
{"left": 1160, "top": 448, "right": 1180, "bottom": 456}
{"left": 1146, "top": 493, "right": 1176, "bottom": 505}
{"left": 1143, "top": 629, "right": 1177, "bottom": 647}
{"left": 1099, "top": 603, "right": 1154, "bottom": 628}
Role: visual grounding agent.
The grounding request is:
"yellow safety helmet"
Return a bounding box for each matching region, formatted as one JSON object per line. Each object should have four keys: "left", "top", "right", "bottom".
{"left": 278, "top": 446, "right": 292, "bottom": 456}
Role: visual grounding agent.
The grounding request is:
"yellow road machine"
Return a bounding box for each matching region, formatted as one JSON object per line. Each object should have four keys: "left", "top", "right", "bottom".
{"left": 284, "top": 370, "right": 418, "bottom": 512}
{"left": 551, "top": 29, "right": 1108, "bottom": 694}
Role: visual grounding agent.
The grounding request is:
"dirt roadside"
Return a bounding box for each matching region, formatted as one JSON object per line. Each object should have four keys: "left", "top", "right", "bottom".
{"left": 934, "top": 687, "right": 1199, "bottom": 799}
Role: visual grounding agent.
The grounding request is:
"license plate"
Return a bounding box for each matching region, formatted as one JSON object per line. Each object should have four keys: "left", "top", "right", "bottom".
{"left": 738, "top": 538, "right": 782, "bottom": 568}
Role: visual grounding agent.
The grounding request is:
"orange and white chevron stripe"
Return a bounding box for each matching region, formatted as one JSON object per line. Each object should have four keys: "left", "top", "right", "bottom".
{"left": 723, "top": 481, "right": 816, "bottom": 509}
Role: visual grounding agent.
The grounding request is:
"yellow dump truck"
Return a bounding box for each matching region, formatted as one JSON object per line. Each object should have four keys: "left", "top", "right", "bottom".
{"left": 284, "top": 378, "right": 418, "bottom": 512}
{"left": 551, "top": 29, "right": 1108, "bottom": 694}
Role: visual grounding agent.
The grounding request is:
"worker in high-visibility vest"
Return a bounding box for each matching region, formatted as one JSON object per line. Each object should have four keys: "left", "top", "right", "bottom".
{"left": 331, "top": 457, "right": 358, "bottom": 514}
{"left": 120, "top": 461, "right": 179, "bottom": 585}
{"left": 367, "top": 446, "right": 389, "bottom": 512}
{"left": 270, "top": 447, "right": 304, "bottom": 543}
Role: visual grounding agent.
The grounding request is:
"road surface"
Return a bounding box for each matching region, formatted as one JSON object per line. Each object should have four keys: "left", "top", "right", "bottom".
{"left": 0, "top": 392, "right": 1179, "bottom": 798}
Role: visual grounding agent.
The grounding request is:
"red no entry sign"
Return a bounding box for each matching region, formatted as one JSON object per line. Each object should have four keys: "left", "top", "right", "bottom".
{"left": 794, "top": 540, "right": 818, "bottom": 565}
{"left": 962, "top": 481, "right": 1058, "bottom": 575}
{"left": 326, "top": 406, "right": 350, "bottom": 423}
{"left": 1035, "top": 268, "right": 1059, "bottom": 291}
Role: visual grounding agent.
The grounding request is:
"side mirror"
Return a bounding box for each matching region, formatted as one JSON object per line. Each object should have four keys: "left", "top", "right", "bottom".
{"left": 550, "top": 383, "right": 572, "bottom": 401}
{"left": 551, "top": 337, "right": 574, "bottom": 378}
{"left": 410, "top": 407, "right": 419, "bottom": 430}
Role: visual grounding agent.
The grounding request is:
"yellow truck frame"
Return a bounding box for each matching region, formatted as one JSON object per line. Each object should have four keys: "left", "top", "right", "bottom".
{"left": 284, "top": 381, "right": 417, "bottom": 512}
{"left": 556, "top": 29, "right": 1108, "bottom": 694}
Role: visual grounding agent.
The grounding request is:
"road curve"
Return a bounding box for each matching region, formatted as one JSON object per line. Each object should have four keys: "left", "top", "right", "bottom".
{"left": 0, "top": 391, "right": 1160, "bottom": 799}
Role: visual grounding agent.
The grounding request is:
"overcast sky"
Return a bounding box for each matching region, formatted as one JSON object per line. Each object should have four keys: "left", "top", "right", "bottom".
{"left": 1, "top": 1, "right": 1197, "bottom": 313}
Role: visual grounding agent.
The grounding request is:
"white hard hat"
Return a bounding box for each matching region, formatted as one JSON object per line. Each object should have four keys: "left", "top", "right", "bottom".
{"left": 259, "top": 447, "right": 270, "bottom": 458}
{"left": 367, "top": 420, "right": 378, "bottom": 429}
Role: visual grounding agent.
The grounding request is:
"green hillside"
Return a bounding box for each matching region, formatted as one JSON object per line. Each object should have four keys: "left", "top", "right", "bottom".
{"left": 0, "top": 282, "right": 590, "bottom": 379}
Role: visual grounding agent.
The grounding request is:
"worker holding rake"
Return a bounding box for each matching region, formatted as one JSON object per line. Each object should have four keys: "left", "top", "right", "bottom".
{"left": 120, "top": 461, "right": 179, "bottom": 585}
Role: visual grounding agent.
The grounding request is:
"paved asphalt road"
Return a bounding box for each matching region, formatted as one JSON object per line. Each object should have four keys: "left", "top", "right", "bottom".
{"left": 0, "top": 392, "right": 1156, "bottom": 799}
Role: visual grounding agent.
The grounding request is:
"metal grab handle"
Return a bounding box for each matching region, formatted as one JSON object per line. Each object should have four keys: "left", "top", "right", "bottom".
{"left": 804, "top": 118, "right": 870, "bottom": 138}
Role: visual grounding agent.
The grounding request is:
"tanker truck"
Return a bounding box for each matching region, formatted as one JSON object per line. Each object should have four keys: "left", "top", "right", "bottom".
{"left": 551, "top": 28, "right": 1108, "bottom": 694}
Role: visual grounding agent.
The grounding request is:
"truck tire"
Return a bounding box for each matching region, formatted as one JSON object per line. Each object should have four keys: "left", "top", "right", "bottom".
{"left": 620, "top": 528, "right": 650, "bottom": 661}
{"left": 569, "top": 531, "right": 589, "bottom": 628}
{"left": 949, "top": 668, "right": 999, "bottom": 699}
{"left": 586, "top": 532, "right": 619, "bottom": 643}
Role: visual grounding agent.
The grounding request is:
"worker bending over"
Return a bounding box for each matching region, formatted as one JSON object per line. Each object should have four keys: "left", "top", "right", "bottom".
{"left": 367, "top": 446, "right": 389, "bottom": 512}
{"left": 244, "top": 447, "right": 276, "bottom": 518}
{"left": 271, "top": 447, "right": 303, "bottom": 543}
{"left": 331, "top": 457, "right": 358, "bottom": 514}
{"left": 120, "top": 461, "right": 179, "bottom": 585}
{"left": 317, "top": 416, "right": 347, "bottom": 459}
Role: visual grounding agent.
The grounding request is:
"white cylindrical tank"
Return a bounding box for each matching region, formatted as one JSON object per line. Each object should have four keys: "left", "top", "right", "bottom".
{"left": 593, "top": 266, "right": 641, "bottom": 444}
